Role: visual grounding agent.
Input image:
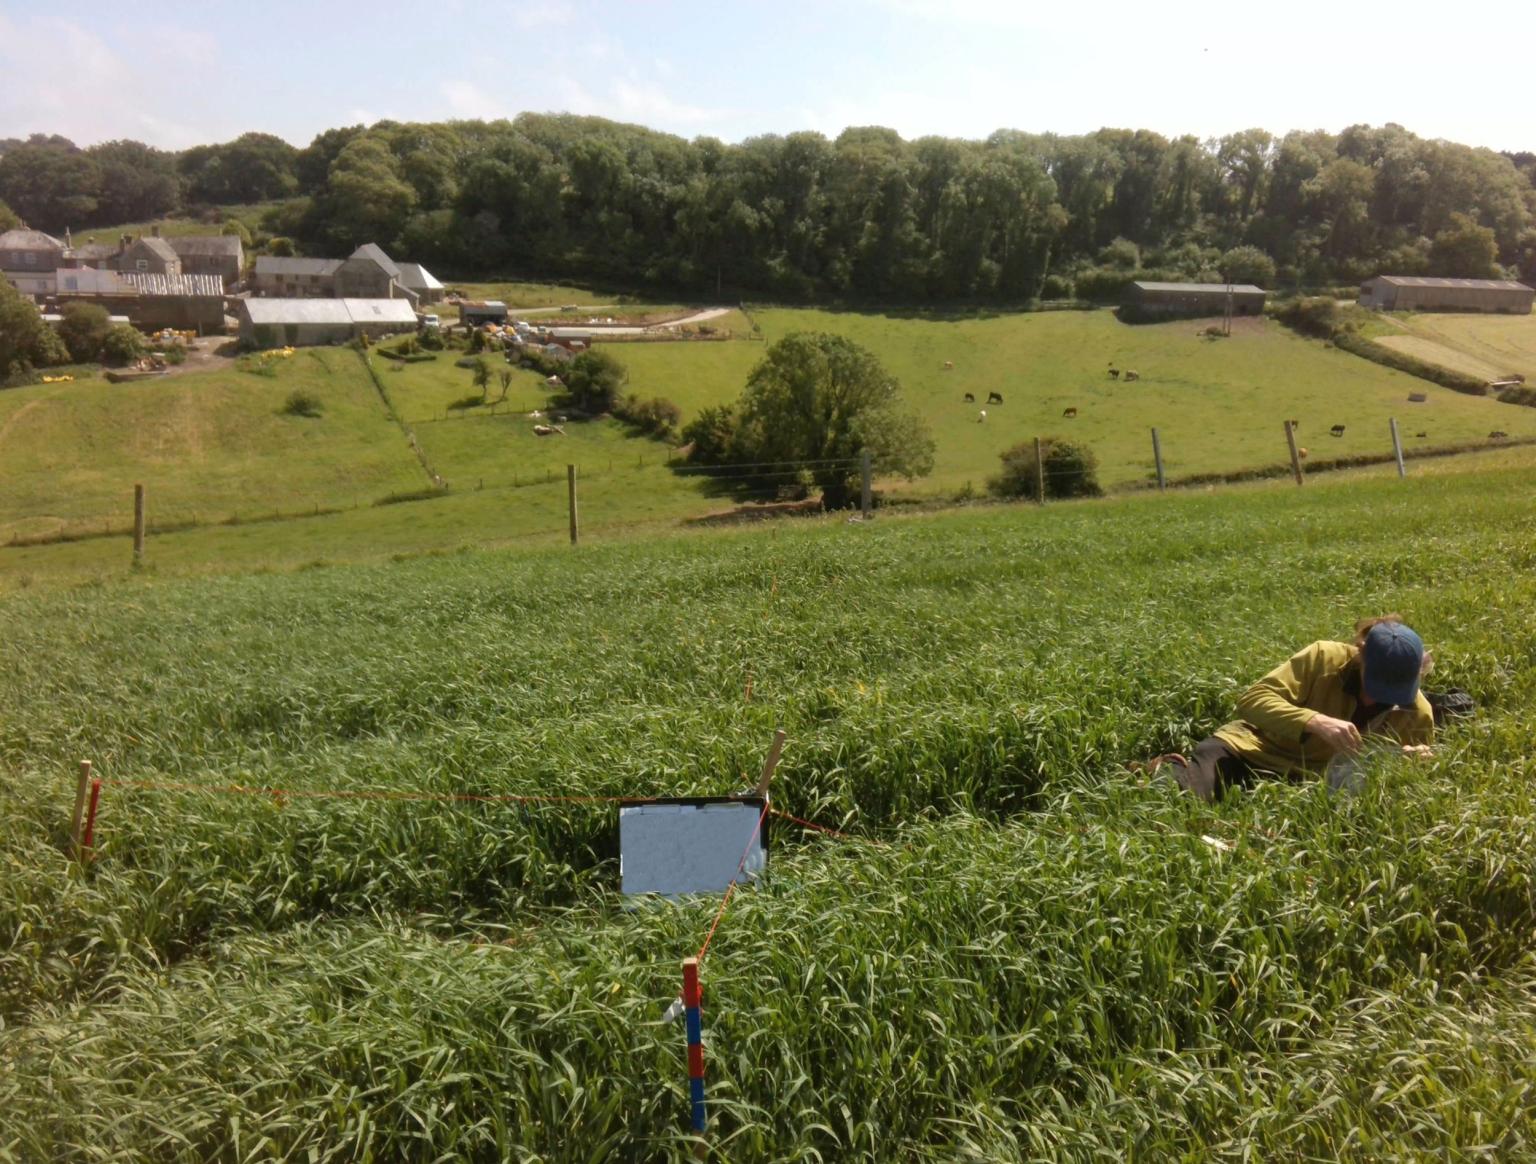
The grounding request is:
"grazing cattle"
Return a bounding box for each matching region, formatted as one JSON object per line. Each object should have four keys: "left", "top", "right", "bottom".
{"left": 944, "top": 360, "right": 954, "bottom": 370}
{"left": 987, "top": 391, "right": 1004, "bottom": 404}
{"left": 977, "top": 410, "right": 987, "bottom": 423}
{"left": 1108, "top": 368, "right": 1120, "bottom": 380}
{"left": 1063, "top": 406, "right": 1078, "bottom": 418}
{"left": 1415, "top": 431, "right": 1428, "bottom": 438}
{"left": 1330, "top": 424, "right": 1346, "bottom": 437}
{"left": 533, "top": 424, "right": 557, "bottom": 436}
{"left": 1123, "top": 370, "right": 1139, "bottom": 382}
{"left": 1408, "top": 392, "right": 1428, "bottom": 403}
{"left": 1298, "top": 447, "right": 1309, "bottom": 459}
{"left": 1489, "top": 430, "right": 1509, "bottom": 439}
{"left": 963, "top": 392, "right": 975, "bottom": 403}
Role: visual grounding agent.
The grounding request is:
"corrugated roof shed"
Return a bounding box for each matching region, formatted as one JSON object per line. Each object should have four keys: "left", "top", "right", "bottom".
{"left": 349, "top": 243, "right": 400, "bottom": 277}
{"left": 1376, "top": 276, "right": 1533, "bottom": 291}
{"left": 168, "top": 235, "right": 243, "bottom": 257}
{"left": 119, "top": 272, "right": 226, "bottom": 297}
{"left": 254, "top": 256, "right": 343, "bottom": 276}
{"left": 395, "top": 262, "right": 442, "bottom": 291}
{"left": 238, "top": 298, "right": 417, "bottom": 325}
{"left": 1132, "top": 281, "right": 1267, "bottom": 294}
{"left": 68, "top": 244, "right": 118, "bottom": 263}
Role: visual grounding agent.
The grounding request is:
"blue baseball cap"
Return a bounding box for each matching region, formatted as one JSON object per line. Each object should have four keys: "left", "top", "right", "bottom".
{"left": 1361, "top": 622, "right": 1424, "bottom": 708}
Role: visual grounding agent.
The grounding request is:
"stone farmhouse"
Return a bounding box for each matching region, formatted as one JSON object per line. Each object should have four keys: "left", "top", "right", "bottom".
{"left": 252, "top": 243, "right": 443, "bottom": 306}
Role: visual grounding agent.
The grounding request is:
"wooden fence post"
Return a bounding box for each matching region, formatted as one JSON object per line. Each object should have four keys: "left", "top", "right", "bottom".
{"left": 567, "top": 464, "right": 579, "bottom": 546}
{"left": 1034, "top": 437, "right": 1045, "bottom": 503}
{"left": 1151, "top": 428, "right": 1166, "bottom": 492}
{"left": 133, "top": 484, "right": 145, "bottom": 563}
{"left": 1390, "top": 417, "right": 1406, "bottom": 479}
{"left": 1284, "top": 421, "right": 1304, "bottom": 486}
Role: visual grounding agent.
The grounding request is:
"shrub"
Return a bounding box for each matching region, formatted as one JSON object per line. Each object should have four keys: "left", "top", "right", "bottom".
{"left": 418, "top": 328, "right": 444, "bottom": 351}
{"left": 100, "top": 324, "right": 147, "bottom": 367}
{"left": 265, "top": 236, "right": 295, "bottom": 257}
{"left": 615, "top": 394, "right": 682, "bottom": 438}
{"left": 989, "top": 438, "right": 1102, "bottom": 501}
{"left": 280, "top": 389, "right": 323, "bottom": 418}
{"left": 1040, "top": 273, "right": 1075, "bottom": 300}
{"left": 679, "top": 404, "right": 738, "bottom": 464}
{"left": 159, "top": 345, "right": 187, "bottom": 365}
{"left": 57, "top": 303, "right": 113, "bottom": 363}
{"left": 393, "top": 335, "right": 421, "bottom": 356}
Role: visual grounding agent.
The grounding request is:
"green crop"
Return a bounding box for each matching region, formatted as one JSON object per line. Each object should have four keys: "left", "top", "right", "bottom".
{"left": 3, "top": 461, "right": 1536, "bottom": 1160}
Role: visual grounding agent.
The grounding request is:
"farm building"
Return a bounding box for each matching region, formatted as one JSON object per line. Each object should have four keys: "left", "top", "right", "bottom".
{"left": 1, "top": 228, "right": 66, "bottom": 297}
{"left": 167, "top": 235, "right": 245, "bottom": 288}
{"left": 53, "top": 269, "right": 227, "bottom": 332}
{"left": 236, "top": 298, "right": 418, "bottom": 348}
{"left": 253, "top": 256, "right": 343, "bottom": 297}
{"left": 335, "top": 243, "right": 407, "bottom": 300}
{"left": 118, "top": 236, "right": 182, "bottom": 276}
{"left": 1122, "top": 282, "right": 1268, "bottom": 320}
{"left": 461, "top": 300, "right": 509, "bottom": 325}
{"left": 548, "top": 327, "right": 594, "bottom": 351}
{"left": 1358, "top": 276, "right": 1534, "bottom": 314}
{"left": 396, "top": 262, "right": 444, "bottom": 305}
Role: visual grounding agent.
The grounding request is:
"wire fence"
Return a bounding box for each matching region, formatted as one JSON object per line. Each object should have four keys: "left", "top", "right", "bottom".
{"left": 5, "top": 424, "right": 1534, "bottom": 555}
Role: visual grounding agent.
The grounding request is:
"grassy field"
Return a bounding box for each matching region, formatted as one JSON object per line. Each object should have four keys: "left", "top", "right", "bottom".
{"left": 623, "top": 307, "right": 1536, "bottom": 492}
{"left": 70, "top": 202, "right": 284, "bottom": 248}
{"left": 3, "top": 461, "right": 1536, "bottom": 1159}
{"left": 0, "top": 348, "right": 426, "bottom": 541}
{"left": 1370, "top": 309, "right": 1536, "bottom": 385}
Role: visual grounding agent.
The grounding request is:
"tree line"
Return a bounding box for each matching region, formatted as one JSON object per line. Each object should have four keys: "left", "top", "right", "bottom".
{"left": 2, "top": 118, "right": 1534, "bottom": 299}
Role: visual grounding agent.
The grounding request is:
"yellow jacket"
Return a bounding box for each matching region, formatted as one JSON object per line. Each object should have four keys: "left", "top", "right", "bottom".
{"left": 1213, "top": 640, "right": 1433, "bottom": 775}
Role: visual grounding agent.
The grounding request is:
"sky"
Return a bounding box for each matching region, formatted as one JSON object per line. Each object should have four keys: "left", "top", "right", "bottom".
{"left": 1, "top": 0, "right": 1533, "bottom": 154}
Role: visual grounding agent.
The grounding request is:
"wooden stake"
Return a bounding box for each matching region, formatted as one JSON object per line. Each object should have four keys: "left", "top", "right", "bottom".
{"left": 1284, "top": 420, "right": 1304, "bottom": 486}
{"left": 1034, "top": 437, "right": 1045, "bottom": 503}
{"left": 1151, "top": 427, "right": 1166, "bottom": 492}
{"left": 567, "top": 464, "right": 579, "bottom": 546}
{"left": 1390, "top": 417, "right": 1406, "bottom": 479}
{"left": 70, "top": 760, "right": 92, "bottom": 860}
{"left": 754, "top": 729, "right": 787, "bottom": 798}
{"left": 133, "top": 484, "right": 145, "bottom": 563}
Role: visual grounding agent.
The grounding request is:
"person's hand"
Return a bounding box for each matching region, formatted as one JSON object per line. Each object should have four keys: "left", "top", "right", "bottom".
{"left": 1401, "top": 744, "right": 1434, "bottom": 760}
{"left": 1307, "top": 713, "right": 1361, "bottom": 754}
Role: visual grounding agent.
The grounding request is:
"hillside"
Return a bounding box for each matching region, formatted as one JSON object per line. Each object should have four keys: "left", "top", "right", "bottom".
{"left": 4, "top": 462, "right": 1536, "bottom": 1158}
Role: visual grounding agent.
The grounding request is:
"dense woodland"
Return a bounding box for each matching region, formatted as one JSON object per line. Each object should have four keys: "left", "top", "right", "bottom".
{"left": 2, "top": 118, "right": 1534, "bottom": 301}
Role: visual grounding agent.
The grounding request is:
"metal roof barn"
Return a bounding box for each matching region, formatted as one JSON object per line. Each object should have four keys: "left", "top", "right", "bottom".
{"left": 237, "top": 298, "right": 418, "bottom": 347}
{"left": 1123, "top": 281, "right": 1268, "bottom": 320}
{"left": 1359, "top": 276, "right": 1534, "bottom": 314}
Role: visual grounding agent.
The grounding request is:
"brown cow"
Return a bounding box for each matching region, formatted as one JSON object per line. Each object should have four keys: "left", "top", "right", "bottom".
{"left": 1063, "top": 406, "right": 1078, "bottom": 418}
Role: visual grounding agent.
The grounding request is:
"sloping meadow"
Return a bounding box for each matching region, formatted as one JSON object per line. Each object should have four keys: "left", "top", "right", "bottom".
{"left": 3, "top": 464, "right": 1536, "bottom": 1160}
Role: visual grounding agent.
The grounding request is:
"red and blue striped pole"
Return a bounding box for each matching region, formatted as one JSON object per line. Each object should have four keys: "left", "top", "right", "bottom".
{"left": 682, "top": 956, "right": 706, "bottom": 1140}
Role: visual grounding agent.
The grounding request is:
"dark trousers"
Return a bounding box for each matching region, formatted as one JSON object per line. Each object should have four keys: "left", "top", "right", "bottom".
{"left": 1171, "top": 737, "right": 1255, "bottom": 802}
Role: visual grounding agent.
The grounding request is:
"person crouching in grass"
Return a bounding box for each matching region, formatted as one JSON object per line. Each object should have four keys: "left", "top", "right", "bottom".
{"left": 1153, "top": 616, "right": 1434, "bottom": 801}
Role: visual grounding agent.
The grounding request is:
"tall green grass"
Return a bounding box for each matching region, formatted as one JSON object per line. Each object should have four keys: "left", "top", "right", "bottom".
{"left": 3, "top": 463, "right": 1536, "bottom": 1158}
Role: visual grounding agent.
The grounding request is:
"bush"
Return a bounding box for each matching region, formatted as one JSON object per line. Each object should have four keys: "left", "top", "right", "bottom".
{"left": 392, "top": 334, "right": 421, "bottom": 356}
{"left": 100, "top": 324, "right": 147, "bottom": 367}
{"left": 989, "top": 438, "right": 1102, "bottom": 501}
{"left": 57, "top": 303, "right": 113, "bottom": 363}
{"left": 565, "top": 349, "right": 628, "bottom": 414}
{"left": 615, "top": 394, "right": 683, "bottom": 439}
{"left": 159, "top": 345, "right": 187, "bottom": 365}
{"left": 1271, "top": 296, "right": 1341, "bottom": 339}
{"left": 419, "top": 328, "right": 444, "bottom": 351}
{"left": 280, "top": 389, "right": 323, "bottom": 418}
{"left": 266, "top": 236, "right": 296, "bottom": 257}
{"left": 679, "top": 404, "right": 739, "bottom": 464}
{"left": 1040, "top": 273, "right": 1075, "bottom": 300}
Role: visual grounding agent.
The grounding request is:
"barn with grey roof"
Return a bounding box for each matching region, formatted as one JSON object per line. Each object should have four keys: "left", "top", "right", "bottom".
{"left": 1122, "top": 281, "right": 1268, "bottom": 321}
{"left": 236, "top": 298, "right": 419, "bottom": 347}
{"left": 1359, "top": 276, "right": 1534, "bottom": 314}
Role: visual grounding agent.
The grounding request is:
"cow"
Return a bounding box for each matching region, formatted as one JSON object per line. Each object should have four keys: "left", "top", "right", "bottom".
{"left": 1298, "top": 447, "right": 1309, "bottom": 459}
{"left": 1123, "top": 370, "right": 1139, "bottom": 382}
{"left": 963, "top": 392, "right": 975, "bottom": 404}
{"left": 1108, "top": 368, "right": 1120, "bottom": 380}
{"left": 944, "top": 360, "right": 954, "bottom": 370}
{"left": 1330, "top": 424, "right": 1345, "bottom": 437}
{"left": 1416, "top": 431, "right": 1428, "bottom": 438}
{"left": 987, "top": 391, "right": 1004, "bottom": 404}
{"left": 977, "top": 410, "right": 987, "bottom": 423}
{"left": 1489, "top": 430, "right": 1509, "bottom": 439}
{"left": 533, "top": 424, "right": 557, "bottom": 436}
{"left": 1063, "top": 406, "right": 1078, "bottom": 418}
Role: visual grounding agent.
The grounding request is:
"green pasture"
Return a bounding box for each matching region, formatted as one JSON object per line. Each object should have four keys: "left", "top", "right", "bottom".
{"left": 4, "top": 462, "right": 1536, "bottom": 1159}
{"left": 71, "top": 202, "right": 282, "bottom": 247}
{"left": 0, "top": 348, "right": 424, "bottom": 542}
{"left": 623, "top": 307, "right": 1536, "bottom": 493}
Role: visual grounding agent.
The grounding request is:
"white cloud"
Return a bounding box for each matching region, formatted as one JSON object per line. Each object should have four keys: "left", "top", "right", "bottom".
{"left": 512, "top": 0, "right": 576, "bottom": 28}
{"left": 442, "top": 80, "right": 510, "bottom": 121}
